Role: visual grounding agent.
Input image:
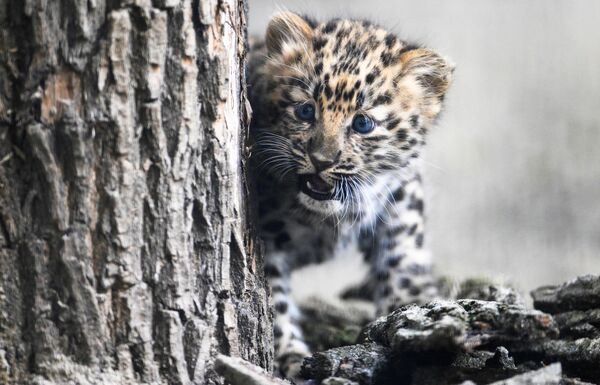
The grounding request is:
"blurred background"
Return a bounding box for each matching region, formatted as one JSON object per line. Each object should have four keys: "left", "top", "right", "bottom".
{"left": 249, "top": 0, "right": 600, "bottom": 297}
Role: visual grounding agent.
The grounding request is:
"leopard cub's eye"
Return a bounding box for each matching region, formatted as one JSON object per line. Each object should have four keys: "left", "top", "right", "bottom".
{"left": 294, "top": 102, "right": 315, "bottom": 122}
{"left": 352, "top": 113, "right": 375, "bottom": 134}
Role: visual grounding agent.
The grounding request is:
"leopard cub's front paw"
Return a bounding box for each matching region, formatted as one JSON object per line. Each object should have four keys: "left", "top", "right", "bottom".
{"left": 275, "top": 339, "right": 311, "bottom": 380}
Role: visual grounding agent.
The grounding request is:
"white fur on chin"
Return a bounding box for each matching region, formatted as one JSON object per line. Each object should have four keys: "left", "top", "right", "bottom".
{"left": 297, "top": 192, "right": 343, "bottom": 214}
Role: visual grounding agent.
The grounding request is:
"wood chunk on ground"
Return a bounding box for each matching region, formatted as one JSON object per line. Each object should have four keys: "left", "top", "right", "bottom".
{"left": 532, "top": 276, "right": 600, "bottom": 314}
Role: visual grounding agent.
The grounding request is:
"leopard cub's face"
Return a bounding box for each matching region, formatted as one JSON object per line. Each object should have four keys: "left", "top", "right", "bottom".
{"left": 254, "top": 12, "right": 454, "bottom": 218}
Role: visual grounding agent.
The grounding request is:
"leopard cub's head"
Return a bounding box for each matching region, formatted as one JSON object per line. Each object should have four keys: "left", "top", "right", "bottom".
{"left": 254, "top": 12, "right": 454, "bottom": 218}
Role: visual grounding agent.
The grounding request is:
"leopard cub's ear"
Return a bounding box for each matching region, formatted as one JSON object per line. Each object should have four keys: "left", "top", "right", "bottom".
{"left": 266, "top": 11, "right": 314, "bottom": 55}
{"left": 399, "top": 47, "right": 455, "bottom": 98}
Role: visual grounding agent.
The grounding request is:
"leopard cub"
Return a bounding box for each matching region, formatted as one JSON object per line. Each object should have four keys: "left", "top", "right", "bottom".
{"left": 248, "top": 12, "right": 454, "bottom": 378}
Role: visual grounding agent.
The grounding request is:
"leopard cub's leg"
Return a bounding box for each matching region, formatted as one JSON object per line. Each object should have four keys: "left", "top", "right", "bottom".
{"left": 370, "top": 177, "right": 438, "bottom": 315}
{"left": 264, "top": 252, "right": 311, "bottom": 378}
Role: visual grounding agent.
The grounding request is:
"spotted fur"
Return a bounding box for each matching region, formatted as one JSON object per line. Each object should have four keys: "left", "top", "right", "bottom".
{"left": 248, "top": 12, "right": 454, "bottom": 379}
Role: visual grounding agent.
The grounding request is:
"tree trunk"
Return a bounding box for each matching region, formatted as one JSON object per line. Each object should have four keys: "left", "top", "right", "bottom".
{"left": 0, "top": 0, "right": 271, "bottom": 384}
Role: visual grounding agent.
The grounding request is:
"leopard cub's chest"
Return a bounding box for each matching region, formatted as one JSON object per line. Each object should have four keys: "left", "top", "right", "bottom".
{"left": 257, "top": 191, "right": 363, "bottom": 269}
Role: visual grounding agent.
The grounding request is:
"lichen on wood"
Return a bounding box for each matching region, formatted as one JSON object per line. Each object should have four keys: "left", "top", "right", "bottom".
{"left": 296, "top": 277, "right": 600, "bottom": 385}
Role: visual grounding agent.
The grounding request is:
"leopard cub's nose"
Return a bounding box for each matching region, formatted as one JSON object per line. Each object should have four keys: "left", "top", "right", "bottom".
{"left": 309, "top": 151, "right": 341, "bottom": 172}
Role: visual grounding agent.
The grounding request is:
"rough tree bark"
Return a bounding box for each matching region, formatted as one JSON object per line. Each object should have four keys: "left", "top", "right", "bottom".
{"left": 0, "top": 0, "right": 271, "bottom": 384}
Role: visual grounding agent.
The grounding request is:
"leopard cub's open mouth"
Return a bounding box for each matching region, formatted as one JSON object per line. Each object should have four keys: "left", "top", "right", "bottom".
{"left": 298, "top": 174, "right": 337, "bottom": 201}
